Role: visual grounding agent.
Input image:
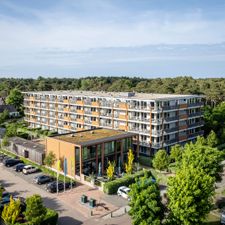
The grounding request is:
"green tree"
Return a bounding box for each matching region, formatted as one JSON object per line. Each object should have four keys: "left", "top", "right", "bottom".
{"left": 129, "top": 172, "right": 164, "bottom": 225}
{"left": 0, "top": 109, "right": 9, "bottom": 124}
{"left": 44, "top": 151, "right": 57, "bottom": 167}
{"left": 1, "top": 136, "right": 9, "bottom": 147}
{"left": 5, "top": 88, "right": 24, "bottom": 112}
{"left": 125, "top": 149, "right": 135, "bottom": 174}
{"left": 2, "top": 196, "right": 21, "bottom": 225}
{"left": 170, "top": 144, "right": 183, "bottom": 165}
{"left": 182, "top": 143, "right": 223, "bottom": 181}
{"left": 152, "top": 149, "right": 169, "bottom": 171}
{"left": 6, "top": 123, "right": 18, "bottom": 137}
{"left": 167, "top": 167, "right": 214, "bottom": 225}
{"left": 106, "top": 161, "right": 115, "bottom": 181}
{"left": 195, "top": 135, "right": 206, "bottom": 146}
{"left": 207, "top": 130, "right": 219, "bottom": 147}
{"left": 24, "top": 194, "right": 47, "bottom": 225}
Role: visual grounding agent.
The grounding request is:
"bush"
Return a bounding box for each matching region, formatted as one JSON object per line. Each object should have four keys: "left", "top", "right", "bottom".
{"left": 139, "top": 155, "right": 152, "bottom": 167}
{"left": 103, "top": 169, "right": 152, "bottom": 194}
{"left": 41, "top": 208, "right": 58, "bottom": 225}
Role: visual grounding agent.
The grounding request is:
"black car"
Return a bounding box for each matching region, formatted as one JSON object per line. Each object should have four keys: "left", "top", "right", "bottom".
{"left": 46, "top": 181, "right": 75, "bottom": 193}
{"left": 14, "top": 163, "right": 26, "bottom": 172}
{"left": 4, "top": 159, "right": 23, "bottom": 167}
{"left": 34, "top": 175, "right": 55, "bottom": 185}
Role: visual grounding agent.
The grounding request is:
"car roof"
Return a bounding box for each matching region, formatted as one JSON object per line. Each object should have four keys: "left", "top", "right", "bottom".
{"left": 119, "top": 186, "right": 130, "bottom": 191}
{"left": 24, "top": 165, "right": 32, "bottom": 168}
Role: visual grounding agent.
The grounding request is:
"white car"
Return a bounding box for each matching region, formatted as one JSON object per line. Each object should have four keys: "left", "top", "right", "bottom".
{"left": 22, "top": 165, "right": 38, "bottom": 175}
{"left": 117, "top": 186, "right": 131, "bottom": 200}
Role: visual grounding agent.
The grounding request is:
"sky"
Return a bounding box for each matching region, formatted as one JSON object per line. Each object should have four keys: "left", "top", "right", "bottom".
{"left": 0, "top": 0, "right": 225, "bottom": 78}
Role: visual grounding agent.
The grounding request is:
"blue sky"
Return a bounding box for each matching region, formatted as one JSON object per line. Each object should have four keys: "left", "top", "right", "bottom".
{"left": 0, "top": 0, "right": 225, "bottom": 78}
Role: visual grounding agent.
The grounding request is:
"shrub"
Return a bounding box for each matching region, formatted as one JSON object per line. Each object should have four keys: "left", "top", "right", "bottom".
{"left": 103, "top": 169, "right": 152, "bottom": 194}
{"left": 41, "top": 208, "right": 58, "bottom": 225}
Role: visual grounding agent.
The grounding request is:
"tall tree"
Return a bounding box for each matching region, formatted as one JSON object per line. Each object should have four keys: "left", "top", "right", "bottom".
{"left": 152, "top": 149, "right": 169, "bottom": 171}
{"left": 207, "top": 130, "right": 219, "bottom": 147}
{"left": 129, "top": 172, "right": 164, "bottom": 225}
{"left": 106, "top": 161, "right": 115, "bottom": 181}
{"left": 167, "top": 167, "right": 214, "bottom": 225}
{"left": 170, "top": 144, "right": 183, "bottom": 165}
{"left": 5, "top": 88, "right": 24, "bottom": 112}
{"left": 125, "top": 149, "right": 134, "bottom": 174}
{"left": 182, "top": 143, "right": 223, "bottom": 181}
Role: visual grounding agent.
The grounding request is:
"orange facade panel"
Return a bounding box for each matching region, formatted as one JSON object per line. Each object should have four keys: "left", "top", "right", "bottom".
{"left": 91, "top": 101, "right": 100, "bottom": 107}
{"left": 30, "top": 96, "right": 35, "bottom": 101}
{"left": 64, "top": 125, "right": 71, "bottom": 130}
{"left": 92, "top": 111, "right": 100, "bottom": 116}
{"left": 179, "top": 104, "right": 188, "bottom": 109}
{"left": 119, "top": 102, "right": 128, "bottom": 109}
{"left": 179, "top": 114, "right": 188, "bottom": 119}
{"left": 76, "top": 109, "right": 84, "bottom": 114}
{"left": 64, "top": 108, "right": 70, "bottom": 113}
{"left": 119, "top": 125, "right": 128, "bottom": 131}
{"left": 76, "top": 100, "right": 84, "bottom": 105}
{"left": 119, "top": 114, "right": 128, "bottom": 120}
{"left": 64, "top": 116, "right": 71, "bottom": 121}
{"left": 179, "top": 125, "right": 188, "bottom": 130}
{"left": 76, "top": 118, "right": 84, "bottom": 123}
{"left": 63, "top": 99, "right": 69, "bottom": 104}
{"left": 92, "top": 121, "right": 99, "bottom": 126}
{"left": 179, "top": 135, "right": 187, "bottom": 141}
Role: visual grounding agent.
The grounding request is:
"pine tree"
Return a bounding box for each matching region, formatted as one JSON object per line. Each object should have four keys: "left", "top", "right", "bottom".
{"left": 106, "top": 161, "right": 115, "bottom": 181}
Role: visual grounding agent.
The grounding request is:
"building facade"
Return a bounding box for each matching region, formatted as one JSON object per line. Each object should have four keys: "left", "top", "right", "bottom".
{"left": 46, "top": 128, "right": 138, "bottom": 177}
{"left": 23, "top": 91, "right": 204, "bottom": 156}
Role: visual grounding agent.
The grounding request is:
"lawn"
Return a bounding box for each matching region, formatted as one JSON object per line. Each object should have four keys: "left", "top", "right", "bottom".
{"left": 204, "top": 213, "right": 220, "bottom": 225}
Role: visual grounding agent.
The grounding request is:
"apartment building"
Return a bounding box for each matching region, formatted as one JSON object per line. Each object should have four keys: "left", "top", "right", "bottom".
{"left": 23, "top": 91, "right": 204, "bottom": 156}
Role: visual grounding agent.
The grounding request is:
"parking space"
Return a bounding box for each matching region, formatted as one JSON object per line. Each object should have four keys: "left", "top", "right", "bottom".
{"left": 0, "top": 155, "right": 130, "bottom": 225}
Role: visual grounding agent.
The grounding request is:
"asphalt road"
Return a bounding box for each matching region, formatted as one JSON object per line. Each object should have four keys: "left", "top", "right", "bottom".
{"left": 0, "top": 163, "right": 85, "bottom": 225}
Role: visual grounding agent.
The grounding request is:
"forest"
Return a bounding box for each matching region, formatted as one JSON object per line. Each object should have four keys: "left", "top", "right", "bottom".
{"left": 0, "top": 76, "right": 224, "bottom": 104}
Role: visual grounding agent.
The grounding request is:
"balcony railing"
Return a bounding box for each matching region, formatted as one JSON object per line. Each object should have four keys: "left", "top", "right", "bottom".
{"left": 164, "top": 127, "right": 178, "bottom": 134}
{"left": 188, "top": 121, "right": 204, "bottom": 128}
{"left": 164, "top": 116, "right": 179, "bottom": 122}
{"left": 188, "top": 102, "right": 203, "bottom": 107}
{"left": 162, "top": 105, "right": 179, "bottom": 110}
{"left": 188, "top": 112, "right": 202, "bottom": 117}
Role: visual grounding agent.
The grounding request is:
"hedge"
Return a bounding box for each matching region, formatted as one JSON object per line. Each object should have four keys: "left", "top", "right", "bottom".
{"left": 139, "top": 155, "right": 152, "bottom": 167}
{"left": 103, "top": 169, "right": 152, "bottom": 194}
{"left": 41, "top": 208, "right": 58, "bottom": 225}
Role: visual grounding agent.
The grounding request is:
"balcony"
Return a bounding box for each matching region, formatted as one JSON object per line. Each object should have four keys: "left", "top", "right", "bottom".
{"left": 30, "top": 96, "right": 35, "bottom": 101}
{"left": 64, "top": 125, "right": 71, "bottom": 130}
{"left": 76, "top": 118, "right": 84, "bottom": 123}
{"left": 164, "top": 116, "right": 179, "bottom": 122}
{"left": 188, "top": 130, "right": 204, "bottom": 138}
{"left": 188, "top": 121, "right": 204, "bottom": 128}
{"left": 63, "top": 99, "right": 69, "bottom": 104}
{"left": 165, "top": 138, "right": 179, "bottom": 145}
{"left": 179, "top": 135, "right": 188, "bottom": 141}
{"left": 64, "top": 116, "right": 71, "bottom": 121}
{"left": 162, "top": 105, "right": 179, "bottom": 110}
{"left": 188, "top": 102, "right": 204, "bottom": 107}
{"left": 118, "top": 102, "right": 128, "bottom": 110}
{"left": 64, "top": 108, "right": 70, "bottom": 113}
{"left": 188, "top": 112, "right": 202, "bottom": 117}
{"left": 164, "top": 127, "right": 178, "bottom": 134}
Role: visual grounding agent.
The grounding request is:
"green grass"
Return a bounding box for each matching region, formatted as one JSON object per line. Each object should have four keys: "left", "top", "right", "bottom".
{"left": 150, "top": 168, "right": 169, "bottom": 185}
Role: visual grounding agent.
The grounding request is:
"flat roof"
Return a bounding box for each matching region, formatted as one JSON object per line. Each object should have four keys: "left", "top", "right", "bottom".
{"left": 8, "top": 137, "right": 45, "bottom": 153}
{"left": 50, "top": 128, "right": 136, "bottom": 146}
{"left": 23, "top": 90, "right": 203, "bottom": 101}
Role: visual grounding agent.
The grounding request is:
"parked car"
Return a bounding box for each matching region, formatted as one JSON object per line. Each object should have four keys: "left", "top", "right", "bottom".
{"left": 117, "top": 186, "right": 131, "bottom": 200}
{"left": 34, "top": 175, "right": 55, "bottom": 185}
{"left": 4, "top": 159, "right": 23, "bottom": 167}
{"left": 2, "top": 192, "right": 10, "bottom": 199}
{"left": 46, "top": 181, "right": 75, "bottom": 193}
{"left": 22, "top": 165, "right": 39, "bottom": 175}
{"left": 1, "top": 156, "right": 12, "bottom": 163}
{"left": 14, "top": 163, "right": 26, "bottom": 172}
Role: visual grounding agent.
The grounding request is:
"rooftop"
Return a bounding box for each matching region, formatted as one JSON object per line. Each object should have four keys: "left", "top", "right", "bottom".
{"left": 50, "top": 128, "right": 136, "bottom": 146}
{"left": 23, "top": 90, "right": 203, "bottom": 101}
{"left": 8, "top": 137, "right": 45, "bottom": 153}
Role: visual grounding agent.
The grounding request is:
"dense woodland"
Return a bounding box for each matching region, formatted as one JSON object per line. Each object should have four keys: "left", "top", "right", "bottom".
{"left": 0, "top": 76, "right": 225, "bottom": 103}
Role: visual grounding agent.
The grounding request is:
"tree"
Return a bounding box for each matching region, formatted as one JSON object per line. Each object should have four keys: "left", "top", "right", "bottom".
{"left": 6, "top": 123, "right": 18, "bottom": 137}
{"left": 129, "top": 172, "right": 164, "bottom": 225}
{"left": 182, "top": 143, "right": 223, "bottom": 181}
{"left": 5, "top": 88, "right": 24, "bottom": 112}
{"left": 152, "top": 149, "right": 169, "bottom": 171}
{"left": 106, "top": 161, "right": 115, "bottom": 181}
{"left": 125, "top": 149, "right": 134, "bottom": 174}
{"left": 1, "top": 196, "right": 21, "bottom": 225}
{"left": 44, "top": 151, "right": 57, "bottom": 167}
{"left": 1, "top": 136, "right": 9, "bottom": 147}
{"left": 170, "top": 144, "right": 183, "bottom": 165}
{"left": 195, "top": 135, "right": 206, "bottom": 146}
{"left": 207, "top": 130, "right": 219, "bottom": 147}
{"left": 24, "top": 194, "right": 47, "bottom": 225}
{"left": 167, "top": 167, "right": 214, "bottom": 225}
{"left": 0, "top": 109, "right": 9, "bottom": 124}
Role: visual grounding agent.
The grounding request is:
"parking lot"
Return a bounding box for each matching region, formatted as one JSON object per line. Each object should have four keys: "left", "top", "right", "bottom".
{"left": 0, "top": 154, "right": 130, "bottom": 225}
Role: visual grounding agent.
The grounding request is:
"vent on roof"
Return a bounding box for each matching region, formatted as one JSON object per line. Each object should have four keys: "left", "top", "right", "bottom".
{"left": 90, "top": 131, "right": 94, "bottom": 134}
{"left": 71, "top": 134, "right": 75, "bottom": 137}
